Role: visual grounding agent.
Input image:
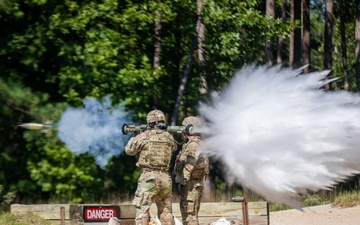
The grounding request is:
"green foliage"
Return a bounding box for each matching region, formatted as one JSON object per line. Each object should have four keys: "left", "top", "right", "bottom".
{"left": 201, "top": 0, "right": 291, "bottom": 90}
{"left": 300, "top": 194, "right": 329, "bottom": 207}
{"left": 27, "top": 139, "right": 104, "bottom": 203}
{"left": 1, "top": 77, "right": 120, "bottom": 203}
{"left": 0, "top": 78, "right": 56, "bottom": 202}
{"left": 269, "top": 203, "right": 292, "bottom": 212}
{"left": 310, "top": 1, "right": 357, "bottom": 91}
{"left": 0, "top": 0, "right": 357, "bottom": 205}
{"left": 0, "top": 185, "right": 15, "bottom": 213}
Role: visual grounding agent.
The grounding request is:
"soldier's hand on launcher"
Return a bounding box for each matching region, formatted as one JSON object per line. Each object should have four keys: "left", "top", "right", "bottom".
{"left": 181, "top": 178, "right": 187, "bottom": 186}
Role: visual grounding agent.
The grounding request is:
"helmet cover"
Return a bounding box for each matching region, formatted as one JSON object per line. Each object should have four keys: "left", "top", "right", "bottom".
{"left": 146, "top": 110, "right": 166, "bottom": 124}
{"left": 182, "top": 116, "right": 202, "bottom": 129}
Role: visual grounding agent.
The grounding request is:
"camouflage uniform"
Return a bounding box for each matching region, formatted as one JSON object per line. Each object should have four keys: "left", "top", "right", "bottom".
{"left": 125, "top": 110, "right": 177, "bottom": 225}
{"left": 174, "top": 117, "right": 209, "bottom": 225}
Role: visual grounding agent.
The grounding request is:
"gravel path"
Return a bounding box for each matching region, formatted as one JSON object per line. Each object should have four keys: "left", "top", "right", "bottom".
{"left": 269, "top": 204, "right": 360, "bottom": 225}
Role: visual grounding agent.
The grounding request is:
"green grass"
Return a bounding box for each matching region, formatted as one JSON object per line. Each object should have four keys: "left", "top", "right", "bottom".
{"left": 269, "top": 190, "right": 360, "bottom": 212}
{"left": 269, "top": 194, "right": 331, "bottom": 212}
{"left": 0, "top": 211, "right": 51, "bottom": 225}
{"left": 332, "top": 191, "right": 360, "bottom": 208}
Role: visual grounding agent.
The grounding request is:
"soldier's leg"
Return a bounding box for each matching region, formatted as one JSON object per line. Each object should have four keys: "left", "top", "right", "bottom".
{"left": 179, "top": 184, "right": 188, "bottom": 225}
{"left": 134, "top": 190, "right": 153, "bottom": 225}
{"left": 157, "top": 174, "right": 174, "bottom": 225}
{"left": 135, "top": 206, "right": 150, "bottom": 225}
{"left": 133, "top": 172, "right": 156, "bottom": 225}
{"left": 157, "top": 200, "right": 174, "bottom": 225}
{"left": 185, "top": 183, "right": 203, "bottom": 225}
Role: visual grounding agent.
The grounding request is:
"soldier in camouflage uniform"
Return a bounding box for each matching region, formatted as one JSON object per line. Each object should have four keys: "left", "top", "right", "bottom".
{"left": 125, "top": 110, "right": 177, "bottom": 225}
{"left": 174, "top": 116, "right": 209, "bottom": 225}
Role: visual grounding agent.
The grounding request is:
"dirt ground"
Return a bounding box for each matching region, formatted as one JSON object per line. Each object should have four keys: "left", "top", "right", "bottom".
{"left": 269, "top": 204, "right": 360, "bottom": 225}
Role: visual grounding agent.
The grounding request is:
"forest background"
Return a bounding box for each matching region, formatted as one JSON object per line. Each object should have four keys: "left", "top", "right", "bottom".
{"left": 1, "top": 0, "right": 360, "bottom": 207}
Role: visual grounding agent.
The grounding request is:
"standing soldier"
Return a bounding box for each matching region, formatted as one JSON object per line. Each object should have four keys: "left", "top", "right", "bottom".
{"left": 125, "top": 110, "right": 177, "bottom": 225}
{"left": 174, "top": 116, "right": 209, "bottom": 225}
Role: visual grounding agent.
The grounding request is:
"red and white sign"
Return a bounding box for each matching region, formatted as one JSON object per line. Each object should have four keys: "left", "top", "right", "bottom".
{"left": 83, "top": 206, "right": 120, "bottom": 224}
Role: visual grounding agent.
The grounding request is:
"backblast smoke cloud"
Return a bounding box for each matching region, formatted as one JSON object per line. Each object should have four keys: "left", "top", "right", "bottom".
{"left": 55, "top": 65, "right": 360, "bottom": 209}
{"left": 198, "top": 65, "right": 360, "bottom": 208}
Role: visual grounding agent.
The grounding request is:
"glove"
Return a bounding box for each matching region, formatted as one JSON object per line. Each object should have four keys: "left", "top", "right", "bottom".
{"left": 181, "top": 178, "right": 187, "bottom": 186}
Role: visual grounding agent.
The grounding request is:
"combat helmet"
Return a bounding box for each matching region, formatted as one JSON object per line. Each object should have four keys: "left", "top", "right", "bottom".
{"left": 182, "top": 116, "right": 202, "bottom": 130}
{"left": 146, "top": 110, "right": 166, "bottom": 124}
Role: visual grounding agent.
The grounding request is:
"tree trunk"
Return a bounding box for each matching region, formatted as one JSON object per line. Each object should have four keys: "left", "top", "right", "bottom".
{"left": 290, "top": 0, "right": 301, "bottom": 68}
{"left": 265, "top": 0, "right": 275, "bottom": 67}
{"left": 355, "top": 0, "right": 360, "bottom": 92}
{"left": 153, "top": 6, "right": 162, "bottom": 108}
{"left": 289, "top": 0, "right": 294, "bottom": 67}
{"left": 340, "top": 0, "right": 349, "bottom": 90}
{"left": 171, "top": 2, "right": 206, "bottom": 125}
{"left": 277, "top": 0, "right": 287, "bottom": 65}
{"left": 197, "top": 0, "right": 210, "bottom": 197}
{"left": 171, "top": 37, "right": 197, "bottom": 125}
{"left": 197, "top": 0, "right": 207, "bottom": 95}
{"left": 324, "top": 0, "right": 333, "bottom": 90}
{"left": 302, "top": 0, "right": 310, "bottom": 73}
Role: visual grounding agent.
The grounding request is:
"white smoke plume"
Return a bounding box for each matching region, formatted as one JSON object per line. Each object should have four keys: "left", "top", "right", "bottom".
{"left": 198, "top": 65, "right": 360, "bottom": 208}
{"left": 57, "top": 96, "right": 130, "bottom": 168}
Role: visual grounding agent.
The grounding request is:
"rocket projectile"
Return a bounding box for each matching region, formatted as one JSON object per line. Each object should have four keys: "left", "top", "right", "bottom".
{"left": 18, "top": 123, "right": 52, "bottom": 130}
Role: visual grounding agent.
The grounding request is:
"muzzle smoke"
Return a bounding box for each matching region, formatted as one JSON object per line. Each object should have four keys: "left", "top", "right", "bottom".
{"left": 57, "top": 96, "right": 130, "bottom": 168}
{"left": 198, "top": 65, "right": 360, "bottom": 208}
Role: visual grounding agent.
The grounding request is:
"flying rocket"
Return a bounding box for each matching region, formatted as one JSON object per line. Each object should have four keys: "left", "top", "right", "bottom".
{"left": 18, "top": 123, "right": 52, "bottom": 130}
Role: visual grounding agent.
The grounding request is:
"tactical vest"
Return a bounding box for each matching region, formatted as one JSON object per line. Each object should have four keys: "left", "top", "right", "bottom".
{"left": 137, "top": 130, "right": 173, "bottom": 170}
{"left": 186, "top": 137, "right": 210, "bottom": 179}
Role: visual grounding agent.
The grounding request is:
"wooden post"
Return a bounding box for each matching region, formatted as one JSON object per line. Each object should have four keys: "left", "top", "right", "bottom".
{"left": 331, "top": 186, "right": 337, "bottom": 202}
{"left": 60, "top": 206, "right": 65, "bottom": 225}
{"left": 266, "top": 202, "right": 269, "bottom": 225}
{"left": 241, "top": 202, "right": 249, "bottom": 225}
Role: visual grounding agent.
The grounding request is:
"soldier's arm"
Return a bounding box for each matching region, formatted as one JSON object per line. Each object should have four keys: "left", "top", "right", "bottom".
{"left": 182, "top": 142, "right": 200, "bottom": 182}
{"left": 165, "top": 132, "right": 177, "bottom": 153}
{"left": 125, "top": 132, "right": 147, "bottom": 156}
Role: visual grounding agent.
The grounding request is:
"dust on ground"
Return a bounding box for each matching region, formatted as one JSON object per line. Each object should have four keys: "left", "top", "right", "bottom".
{"left": 270, "top": 204, "right": 360, "bottom": 225}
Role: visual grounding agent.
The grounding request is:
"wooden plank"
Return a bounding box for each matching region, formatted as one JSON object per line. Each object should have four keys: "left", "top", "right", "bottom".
{"left": 11, "top": 202, "right": 269, "bottom": 225}
{"left": 48, "top": 220, "right": 73, "bottom": 225}
{"left": 199, "top": 216, "right": 268, "bottom": 225}
{"left": 118, "top": 216, "right": 268, "bottom": 225}
{"left": 11, "top": 204, "right": 70, "bottom": 220}
{"left": 120, "top": 218, "right": 136, "bottom": 225}
{"left": 11, "top": 203, "right": 268, "bottom": 218}
{"left": 69, "top": 204, "right": 82, "bottom": 221}
{"left": 118, "top": 204, "right": 137, "bottom": 219}
{"left": 249, "top": 215, "right": 269, "bottom": 225}
{"left": 150, "top": 202, "right": 268, "bottom": 217}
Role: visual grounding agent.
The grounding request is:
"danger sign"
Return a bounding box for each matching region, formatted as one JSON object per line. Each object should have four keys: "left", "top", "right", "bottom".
{"left": 83, "top": 206, "right": 120, "bottom": 224}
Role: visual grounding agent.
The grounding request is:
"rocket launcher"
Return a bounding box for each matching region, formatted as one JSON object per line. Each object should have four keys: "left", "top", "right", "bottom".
{"left": 122, "top": 123, "right": 196, "bottom": 136}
